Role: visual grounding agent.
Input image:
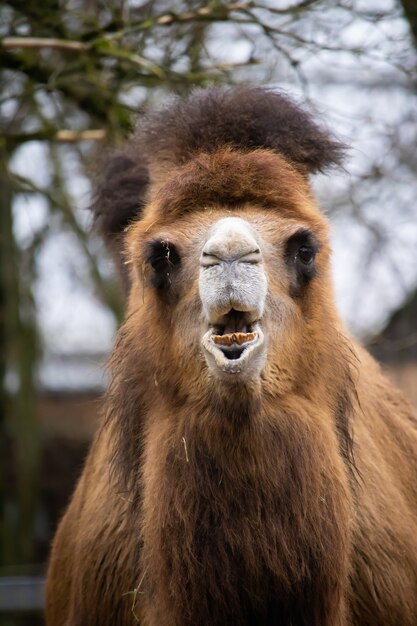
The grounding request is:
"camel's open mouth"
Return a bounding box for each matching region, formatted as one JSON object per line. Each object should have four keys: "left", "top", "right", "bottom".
{"left": 202, "top": 309, "right": 265, "bottom": 375}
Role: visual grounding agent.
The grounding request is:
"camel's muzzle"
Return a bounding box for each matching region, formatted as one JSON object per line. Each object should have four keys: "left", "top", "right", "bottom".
{"left": 199, "top": 217, "right": 268, "bottom": 378}
{"left": 202, "top": 314, "right": 265, "bottom": 377}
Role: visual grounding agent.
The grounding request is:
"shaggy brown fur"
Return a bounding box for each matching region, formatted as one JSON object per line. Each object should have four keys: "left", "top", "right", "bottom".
{"left": 137, "top": 85, "right": 345, "bottom": 175}
{"left": 91, "top": 146, "right": 149, "bottom": 283}
{"left": 46, "top": 86, "right": 417, "bottom": 626}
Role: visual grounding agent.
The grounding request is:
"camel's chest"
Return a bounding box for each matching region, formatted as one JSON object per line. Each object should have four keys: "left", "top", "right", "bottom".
{"left": 141, "top": 464, "right": 325, "bottom": 626}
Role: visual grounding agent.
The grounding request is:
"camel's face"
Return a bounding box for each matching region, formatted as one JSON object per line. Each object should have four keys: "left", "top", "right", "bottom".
{"left": 129, "top": 212, "right": 329, "bottom": 390}
{"left": 127, "top": 151, "right": 330, "bottom": 389}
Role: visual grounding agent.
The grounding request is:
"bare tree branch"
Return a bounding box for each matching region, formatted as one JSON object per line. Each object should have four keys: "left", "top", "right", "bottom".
{"left": 2, "top": 37, "right": 89, "bottom": 52}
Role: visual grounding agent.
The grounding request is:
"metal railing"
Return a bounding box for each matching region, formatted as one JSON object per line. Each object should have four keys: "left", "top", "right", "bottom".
{"left": 0, "top": 576, "right": 44, "bottom": 612}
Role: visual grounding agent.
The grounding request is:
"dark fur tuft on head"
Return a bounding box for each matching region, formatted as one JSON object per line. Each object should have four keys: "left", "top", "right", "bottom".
{"left": 137, "top": 85, "right": 345, "bottom": 176}
{"left": 91, "top": 147, "right": 149, "bottom": 239}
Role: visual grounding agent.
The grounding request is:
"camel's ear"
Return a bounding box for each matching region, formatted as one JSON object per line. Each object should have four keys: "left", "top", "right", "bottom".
{"left": 91, "top": 148, "right": 149, "bottom": 285}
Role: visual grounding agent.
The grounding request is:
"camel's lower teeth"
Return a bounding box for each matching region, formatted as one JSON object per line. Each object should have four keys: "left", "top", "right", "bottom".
{"left": 212, "top": 332, "right": 256, "bottom": 346}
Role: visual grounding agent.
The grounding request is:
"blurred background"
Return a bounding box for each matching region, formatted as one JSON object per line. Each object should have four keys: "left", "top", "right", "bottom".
{"left": 1, "top": 0, "right": 416, "bottom": 623}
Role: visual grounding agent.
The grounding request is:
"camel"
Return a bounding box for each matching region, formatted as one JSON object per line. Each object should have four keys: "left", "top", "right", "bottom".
{"left": 46, "top": 86, "right": 417, "bottom": 626}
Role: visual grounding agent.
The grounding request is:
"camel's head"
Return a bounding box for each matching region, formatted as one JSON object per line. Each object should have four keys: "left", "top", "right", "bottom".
{"left": 93, "top": 87, "right": 343, "bottom": 397}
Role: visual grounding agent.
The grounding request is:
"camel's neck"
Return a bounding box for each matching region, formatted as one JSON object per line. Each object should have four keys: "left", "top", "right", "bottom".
{"left": 135, "top": 397, "right": 351, "bottom": 626}
{"left": 103, "top": 315, "right": 356, "bottom": 625}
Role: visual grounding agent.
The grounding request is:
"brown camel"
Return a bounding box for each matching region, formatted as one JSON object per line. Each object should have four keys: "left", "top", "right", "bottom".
{"left": 46, "top": 86, "right": 417, "bottom": 626}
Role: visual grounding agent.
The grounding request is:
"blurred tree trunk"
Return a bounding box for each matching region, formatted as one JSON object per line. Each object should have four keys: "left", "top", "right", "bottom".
{"left": 399, "top": 0, "right": 417, "bottom": 50}
{"left": 0, "top": 155, "right": 40, "bottom": 567}
{"left": 0, "top": 156, "right": 14, "bottom": 566}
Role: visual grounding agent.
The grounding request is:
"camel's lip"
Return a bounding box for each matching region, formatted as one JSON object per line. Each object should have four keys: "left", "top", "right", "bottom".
{"left": 202, "top": 323, "right": 264, "bottom": 375}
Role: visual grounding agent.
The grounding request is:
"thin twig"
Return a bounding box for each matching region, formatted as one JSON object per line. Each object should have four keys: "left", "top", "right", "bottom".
{"left": 1, "top": 36, "right": 166, "bottom": 78}
{"left": 182, "top": 436, "right": 189, "bottom": 463}
{"left": 122, "top": 567, "right": 148, "bottom": 623}
{"left": 2, "top": 37, "right": 89, "bottom": 52}
{"left": 55, "top": 129, "right": 107, "bottom": 142}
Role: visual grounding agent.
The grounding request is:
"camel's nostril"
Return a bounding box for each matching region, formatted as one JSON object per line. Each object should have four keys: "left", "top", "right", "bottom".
{"left": 200, "top": 252, "right": 222, "bottom": 267}
{"left": 238, "top": 249, "right": 262, "bottom": 265}
{"left": 200, "top": 248, "right": 262, "bottom": 267}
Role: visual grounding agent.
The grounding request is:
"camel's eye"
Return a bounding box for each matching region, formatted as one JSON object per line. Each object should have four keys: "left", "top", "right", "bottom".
{"left": 297, "top": 245, "right": 315, "bottom": 266}
{"left": 145, "top": 239, "right": 181, "bottom": 289}
{"left": 285, "top": 229, "right": 320, "bottom": 291}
